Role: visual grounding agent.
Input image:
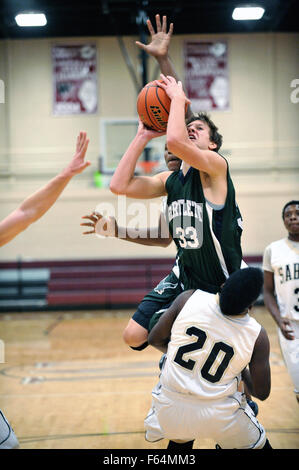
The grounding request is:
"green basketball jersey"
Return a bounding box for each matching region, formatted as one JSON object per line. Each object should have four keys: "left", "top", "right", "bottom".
{"left": 165, "top": 160, "right": 243, "bottom": 293}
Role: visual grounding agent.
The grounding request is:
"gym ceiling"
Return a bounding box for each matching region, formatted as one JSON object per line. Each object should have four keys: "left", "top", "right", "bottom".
{"left": 0, "top": 0, "right": 298, "bottom": 39}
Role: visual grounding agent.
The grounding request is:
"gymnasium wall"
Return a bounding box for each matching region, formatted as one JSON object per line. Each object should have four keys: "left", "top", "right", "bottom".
{"left": 0, "top": 32, "right": 298, "bottom": 262}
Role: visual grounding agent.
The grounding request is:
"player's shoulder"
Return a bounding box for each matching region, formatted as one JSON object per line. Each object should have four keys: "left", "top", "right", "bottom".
{"left": 253, "top": 324, "right": 270, "bottom": 352}
{"left": 176, "top": 289, "right": 196, "bottom": 305}
{"left": 214, "top": 151, "right": 229, "bottom": 168}
{"left": 265, "top": 238, "right": 287, "bottom": 251}
{"left": 154, "top": 170, "right": 173, "bottom": 184}
{"left": 190, "top": 288, "right": 214, "bottom": 305}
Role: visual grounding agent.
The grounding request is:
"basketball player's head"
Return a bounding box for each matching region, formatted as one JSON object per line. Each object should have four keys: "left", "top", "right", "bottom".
{"left": 282, "top": 200, "right": 299, "bottom": 236}
{"left": 219, "top": 267, "right": 263, "bottom": 316}
{"left": 186, "top": 112, "right": 223, "bottom": 152}
{"left": 164, "top": 144, "right": 181, "bottom": 171}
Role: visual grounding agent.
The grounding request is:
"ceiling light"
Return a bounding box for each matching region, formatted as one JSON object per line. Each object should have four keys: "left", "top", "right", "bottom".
{"left": 15, "top": 13, "right": 47, "bottom": 27}
{"left": 232, "top": 6, "right": 265, "bottom": 20}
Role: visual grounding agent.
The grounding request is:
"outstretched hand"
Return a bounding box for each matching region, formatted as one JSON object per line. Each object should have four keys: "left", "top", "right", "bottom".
{"left": 64, "top": 131, "right": 91, "bottom": 177}
{"left": 157, "top": 74, "right": 191, "bottom": 105}
{"left": 135, "top": 14, "right": 173, "bottom": 59}
{"left": 81, "top": 212, "right": 117, "bottom": 237}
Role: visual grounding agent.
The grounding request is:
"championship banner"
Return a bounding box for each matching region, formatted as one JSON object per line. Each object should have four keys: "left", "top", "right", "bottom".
{"left": 184, "top": 41, "right": 229, "bottom": 111}
{"left": 52, "top": 44, "right": 98, "bottom": 115}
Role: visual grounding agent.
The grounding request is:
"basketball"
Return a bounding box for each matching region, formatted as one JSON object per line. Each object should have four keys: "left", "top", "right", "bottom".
{"left": 137, "top": 80, "right": 171, "bottom": 132}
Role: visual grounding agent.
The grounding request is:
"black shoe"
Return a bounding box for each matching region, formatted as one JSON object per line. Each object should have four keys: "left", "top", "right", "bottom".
{"left": 247, "top": 399, "right": 259, "bottom": 416}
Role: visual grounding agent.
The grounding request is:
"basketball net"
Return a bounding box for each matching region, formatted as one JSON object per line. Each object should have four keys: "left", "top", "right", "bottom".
{"left": 137, "top": 161, "right": 159, "bottom": 174}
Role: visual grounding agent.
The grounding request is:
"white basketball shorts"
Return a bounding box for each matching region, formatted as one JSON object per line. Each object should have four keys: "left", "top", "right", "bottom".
{"left": 278, "top": 319, "right": 299, "bottom": 395}
{"left": 144, "top": 384, "right": 266, "bottom": 449}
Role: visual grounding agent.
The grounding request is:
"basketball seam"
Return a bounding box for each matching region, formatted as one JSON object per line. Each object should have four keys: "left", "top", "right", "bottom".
{"left": 155, "top": 86, "right": 170, "bottom": 116}
{"left": 144, "top": 87, "right": 160, "bottom": 131}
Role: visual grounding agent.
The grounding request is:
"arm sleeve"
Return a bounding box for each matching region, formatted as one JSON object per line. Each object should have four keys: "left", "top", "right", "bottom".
{"left": 262, "top": 244, "right": 273, "bottom": 272}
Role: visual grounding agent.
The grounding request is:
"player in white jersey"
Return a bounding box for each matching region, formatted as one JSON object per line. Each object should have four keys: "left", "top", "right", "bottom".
{"left": 145, "top": 267, "right": 272, "bottom": 449}
{"left": 263, "top": 200, "right": 299, "bottom": 403}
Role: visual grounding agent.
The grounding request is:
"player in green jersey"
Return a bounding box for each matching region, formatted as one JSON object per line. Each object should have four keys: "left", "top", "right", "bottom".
{"left": 110, "top": 92, "right": 243, "bottom": 350}
{"left": 110, "top": 12, "right": 257, "bottom": 416}
{"left": 164, "top": 112, "right": 243, "bottom": 294}
{"left": 109, "top": 15, "right": 244, "bottom": 351}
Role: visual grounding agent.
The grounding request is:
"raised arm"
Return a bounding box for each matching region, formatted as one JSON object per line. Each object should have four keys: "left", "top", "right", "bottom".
{"left": 158, "top": 75, "right": 226, "bottom": 177}
{"left": 0, "top": 132, "right": 90, "bottom": 247}
{"left": 109, "top": 120, "right": 170, "bottom": 199}
{"left": 136, "top": 14, "right": 193, "bottom": 119}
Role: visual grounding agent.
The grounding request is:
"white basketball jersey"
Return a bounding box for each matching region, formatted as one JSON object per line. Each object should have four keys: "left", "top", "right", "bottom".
{"left": 161, "top": 289, "right": 261, "bottom": 400}
{"left": 263, "top": 238, "right": 299, "bottom": 320}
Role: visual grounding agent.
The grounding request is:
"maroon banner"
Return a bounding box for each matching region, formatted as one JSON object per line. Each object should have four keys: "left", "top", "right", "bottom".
{"left": 52, "top": 44, "right": 98, "bottom": 115}
{"left": 184, "top": 41, "right": 229, "bottom": 111}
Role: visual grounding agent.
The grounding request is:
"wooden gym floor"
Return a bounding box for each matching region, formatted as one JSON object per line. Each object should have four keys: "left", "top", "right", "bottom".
{"left": 0, "top": 306, "right": 298, "bottom": 450}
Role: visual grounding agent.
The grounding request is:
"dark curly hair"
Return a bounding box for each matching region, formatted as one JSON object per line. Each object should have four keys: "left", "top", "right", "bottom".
{"left": 186, "top": 112, "right": 223, "bottom": 152}
{"left": 219, "top": 268, "right": 263, "bottom": 316}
